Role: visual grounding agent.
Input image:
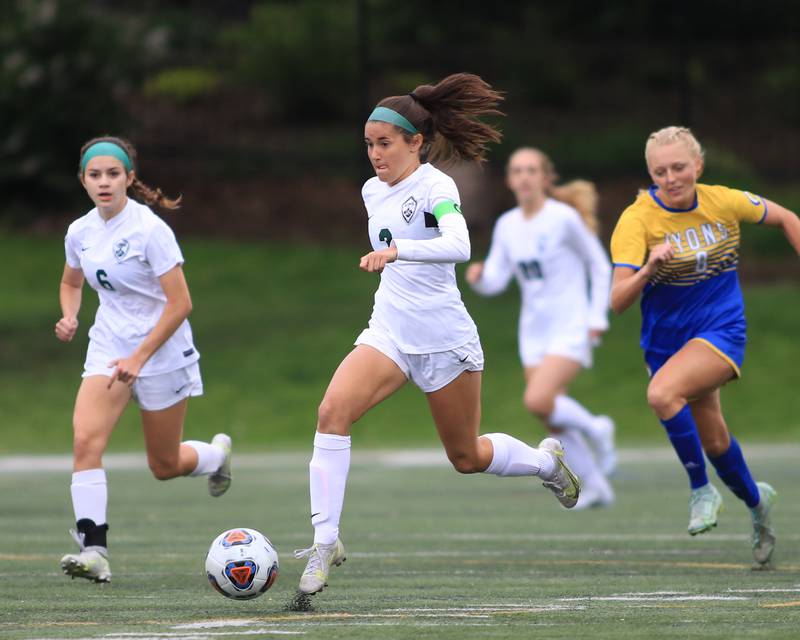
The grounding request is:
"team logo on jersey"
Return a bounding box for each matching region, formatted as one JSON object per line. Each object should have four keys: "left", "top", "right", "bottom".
{"left": 743, "top": 191, "right": 762, "bottom": 206}
{"left": 401, "top": 196, "right": 418, "bottom": 223}
{"left": 113, "top": 239, "right": 130, "bottom": 260}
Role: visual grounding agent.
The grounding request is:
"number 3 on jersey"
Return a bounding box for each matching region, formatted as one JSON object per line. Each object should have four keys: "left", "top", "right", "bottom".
{"left": 378, "top": 228, "right": 393, "bottom": 248}
{"left": 96, "top": 269, "right": 115, "bottom": 291}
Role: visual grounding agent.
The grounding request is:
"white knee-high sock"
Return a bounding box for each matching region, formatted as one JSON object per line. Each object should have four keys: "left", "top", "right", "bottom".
{"left": 557, "top": 430, "right": 601, "bottom": 484}
{"left": 184, "top": 440, "right": 225, "bottom": 476}
{"left": 550, "top": 395, "right": 604, "bottom": 440}
{"left": 482, "top": 433, "right": 555, "bottom": 478}
{"left": 71, "top": 468, "right": 107, "bottom": 525}
{"left": 309, "top": 432, "right": 351, "bottom": 545}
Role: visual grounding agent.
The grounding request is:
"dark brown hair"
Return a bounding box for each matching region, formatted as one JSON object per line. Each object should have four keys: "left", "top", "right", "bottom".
{"left": 376, "top": 72, "right": 504, "bottom": 164}
{"left": 78, "top": 136, "right": 181, "bottom": 210}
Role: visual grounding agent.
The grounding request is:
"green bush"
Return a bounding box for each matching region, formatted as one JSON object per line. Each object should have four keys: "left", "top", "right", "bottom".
{"left": 220, "top": 0, "right": 358, "bottom": 120}
{"left": 143, "top": 67, "right": 220, "bottom": 104}
{"left": 0, "top": 0, "right": 157, "bottom": 219}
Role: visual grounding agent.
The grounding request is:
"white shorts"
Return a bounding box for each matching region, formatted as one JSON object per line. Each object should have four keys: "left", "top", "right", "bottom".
{"left": 355, "top": 326, "right": 484, "bottom": 393}
{"left": 83, "top": 361, "right": 203, "bottom": 411}
{"left": 520, "top": 331, "right": 592, "bottom": 369}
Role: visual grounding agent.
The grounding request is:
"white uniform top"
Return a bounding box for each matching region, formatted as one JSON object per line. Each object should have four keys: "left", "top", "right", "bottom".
{"left": 471, "top": 199, "right": 611, "bottom": 342}
{"left": 64, "top": 198, "right": 199, "bottom": 377}
{"left": 362, "top": 162, "right": 476, "bottom": 354}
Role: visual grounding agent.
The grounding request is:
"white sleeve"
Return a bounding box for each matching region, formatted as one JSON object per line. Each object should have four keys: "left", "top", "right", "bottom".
{"left": 470, "top": 218, "right": 514, "bottom": 296}
{"left": 566, "top": 214, "right": 611, "bottom": 330}
{"left": 64, "top": 231, "right": 81, "bottom": 269}
{"left": 146, "top": 221, "right": 185, "bottom": 277}
{"left": 394, "top": 211, "right": 471, "bottom": 263}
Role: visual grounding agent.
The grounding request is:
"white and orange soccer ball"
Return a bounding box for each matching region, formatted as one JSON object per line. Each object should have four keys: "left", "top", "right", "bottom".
{"left": 205, "top": 528, "right": 279, "bottom": 599}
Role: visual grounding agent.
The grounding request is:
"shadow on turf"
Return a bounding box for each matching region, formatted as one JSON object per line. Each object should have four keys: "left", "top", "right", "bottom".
{"left": 286, "top": 590, "right": 315, "bottom": 612}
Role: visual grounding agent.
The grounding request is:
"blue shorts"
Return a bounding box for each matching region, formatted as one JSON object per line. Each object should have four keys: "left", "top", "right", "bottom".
{"left": 645, "top": 327, "right": 746, "bottom": 379}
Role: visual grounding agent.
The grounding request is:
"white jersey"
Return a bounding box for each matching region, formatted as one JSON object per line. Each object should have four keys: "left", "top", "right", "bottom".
{"left": 472, "top": 199, "right": 611, "bottom": 344}
{"left": 362, "top": 163, "right": 476, "bottom": 353}
{"left": 64, "top": 198, "right": 199, "bottom": 377}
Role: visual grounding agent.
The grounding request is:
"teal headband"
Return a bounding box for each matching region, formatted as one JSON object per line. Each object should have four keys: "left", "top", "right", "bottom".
{"left": 80, "top": 141, "right": 133, "bottom": 172}
{"left": 368, "top": 106, "right": 418, "bottom": 134}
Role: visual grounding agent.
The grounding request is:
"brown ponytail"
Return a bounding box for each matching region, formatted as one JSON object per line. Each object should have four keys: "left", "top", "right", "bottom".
{"left": 376, "top": 72, "right": 504, "bottom": 164}
{"left": 78, "top": 135, "right": 181, "bottom": 210}
{"left": 509, "top": 147, "right": 599, "bottom": 233}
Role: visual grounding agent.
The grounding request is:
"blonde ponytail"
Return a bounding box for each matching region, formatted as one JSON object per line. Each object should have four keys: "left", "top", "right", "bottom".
{"left": 549, "top": 180, "right": 599, "bottom": 234}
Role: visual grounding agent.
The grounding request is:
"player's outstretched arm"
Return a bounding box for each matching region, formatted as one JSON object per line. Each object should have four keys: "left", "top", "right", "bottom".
{"left": 761, "top": 200, "right": 800, "bottom": 255}
{"left": 55, "top": 264, "right": 84, "bottom": 342}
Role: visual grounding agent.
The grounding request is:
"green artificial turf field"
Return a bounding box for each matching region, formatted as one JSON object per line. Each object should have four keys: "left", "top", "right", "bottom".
{"left": 1, "top": 446, "right": 798, "bottom": 639}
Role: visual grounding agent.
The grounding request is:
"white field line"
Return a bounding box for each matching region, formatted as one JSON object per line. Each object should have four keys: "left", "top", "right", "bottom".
{"left": 559, "top": 595, "right": 748, "bottom": 602}
{"left": 3, "top": 444, "right": 800, "bottom": 473}
{"left": 401, "top": 532, "right": 800, "bottom": 542}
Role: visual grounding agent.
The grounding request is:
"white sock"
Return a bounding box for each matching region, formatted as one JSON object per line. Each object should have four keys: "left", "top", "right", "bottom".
{"left": 557, "top": 430, "right": 602, "bottom": 484}
{"left": 71, "top": 468, "right": 107, "bottom": 525}
{"left": 184, "top": 440, "right": 225, "bottom": 477}
{"left": 550, "top": 395, "right": 604, "bottom": 441}
{"left": 482, "top": 433, "right": 555, "bottom": 478}
{"left": 310, "top": 432, "right": 351, "bottom": 545}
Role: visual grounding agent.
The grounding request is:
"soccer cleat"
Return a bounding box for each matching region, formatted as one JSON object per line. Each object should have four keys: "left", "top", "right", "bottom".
{"left": 539, "top": 437, "right": 581, "bottom": 509}
{"left": 592, "top": 415, "right": 617, "bottom": 476}
{"left": 293, "top": 539, "right": 346, "bottom": 595}
{"left": 60, "top": 529, "right": 111, "bottom": 583}
{"left": 208, "top": 433, "right": 232, "bottom": 497}
{"left": 573, "top": 472, "right": 615, "bottom": 511}
{"left": 688, "top": 483, "right": 723, "bottom": 535}
{"left": 750, "top": 481, "right": 777, "bottom": 567}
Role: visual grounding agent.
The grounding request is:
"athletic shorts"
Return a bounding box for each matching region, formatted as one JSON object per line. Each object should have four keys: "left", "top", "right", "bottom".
{"left": 83, "top": 361, "right": 203, "bottom": 411}
{"left": 355, "top": 325, "right": 484, "bottom": 393}
{"left": 645, "top": 329, "right": 746, "bottom": 379}
{"left": 520, "top": 331, "right": 592, "bottom": 369}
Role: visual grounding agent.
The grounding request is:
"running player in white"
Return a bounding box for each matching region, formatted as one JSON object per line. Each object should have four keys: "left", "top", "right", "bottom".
{"left": 55, "top": 136, "right": 232, "bottom": 583}
{"left": 294, "top": 74, "right": 580, "bottom": 598}
{"left": 466, "top": 148, "right": 615, "bottom": 510}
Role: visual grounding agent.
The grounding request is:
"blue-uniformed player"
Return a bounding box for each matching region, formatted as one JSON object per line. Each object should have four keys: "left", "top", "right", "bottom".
{"left": 610, "top": 126, "right": 800, "bottom": 567}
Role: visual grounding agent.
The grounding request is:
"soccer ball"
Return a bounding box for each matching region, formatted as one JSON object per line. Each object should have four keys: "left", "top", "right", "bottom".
{"left": 205, "top": 528, "right": 279, "bottom": 600}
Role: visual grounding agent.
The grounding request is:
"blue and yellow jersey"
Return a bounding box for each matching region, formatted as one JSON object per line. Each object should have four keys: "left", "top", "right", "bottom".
{"left": 610, "top": 183, "right": 767, "bottom": 362}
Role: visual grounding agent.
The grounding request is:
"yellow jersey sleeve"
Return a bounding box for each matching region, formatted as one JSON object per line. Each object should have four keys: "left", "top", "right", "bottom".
{"left": 610, "top": 208, "right": 648, "bottom": 269}
{"left": 713, "top": 185, "right": 768, "bottom": 224}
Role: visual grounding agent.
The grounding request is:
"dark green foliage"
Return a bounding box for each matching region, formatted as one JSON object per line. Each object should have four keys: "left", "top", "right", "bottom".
{"left": 0, "top": 0, "right": 156, "bottom": 216}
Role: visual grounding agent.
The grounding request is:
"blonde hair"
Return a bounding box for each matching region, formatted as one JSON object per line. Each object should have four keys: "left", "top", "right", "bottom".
{"left": 508, "top": 147, "right": 599, "bottom": 234}
{"left": 645, "top": 126, "right": 705, "bottom": 163}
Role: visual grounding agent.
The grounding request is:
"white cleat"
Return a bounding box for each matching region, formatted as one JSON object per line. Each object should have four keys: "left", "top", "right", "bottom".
{"left": 60, "top": 529, "right": 111, "bottom": 583}
{"left": 294, "top": 539, "right": 346, "bottom": 595}
{"left": 751, "top": 482, "right": 777, "bottom": 568}
{"left": 688, "top": 483, "right": 723, "bottom": 536}
{"left": 572, "top": 472, "right": 615, "bottom": 511}
{"left": 539, "top": 437, "right": 581, "bottom": 509}
{"left": 208, "top": 433, "right": 232, "bottom": 497}
{"left": 592, "top": 415, "right": 617, "bottom": 476}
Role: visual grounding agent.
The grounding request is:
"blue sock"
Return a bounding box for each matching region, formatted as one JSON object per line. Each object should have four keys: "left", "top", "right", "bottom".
{"left": 660, "top": 405, "right": 708, "bottom": 489}
{"left": 708, "top": 437, "right": 760, "bottom": 508}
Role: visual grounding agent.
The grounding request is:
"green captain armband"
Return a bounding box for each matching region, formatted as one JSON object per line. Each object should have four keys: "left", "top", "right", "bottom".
{"left": 432, "top": 200, "right": 462, "bottom": 221}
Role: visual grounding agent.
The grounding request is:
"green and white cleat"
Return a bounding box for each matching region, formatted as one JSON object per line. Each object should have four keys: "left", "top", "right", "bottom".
{"left": 208, "top": 433, "right": 232, "bottom": 497}
{"left": 688, "top": 483, "right": 723, "bottom": 536}
{"left": 60, "top": 530, "right": 111, "bottom": 583}
{"left": 751, "top": 482, "right": 777, "bottom": 568}
{"left": 539, "top": 437, "right": 581, "bottom": 509}
{"left": 294, "top": 539, "right": 346, "bottom": 595}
